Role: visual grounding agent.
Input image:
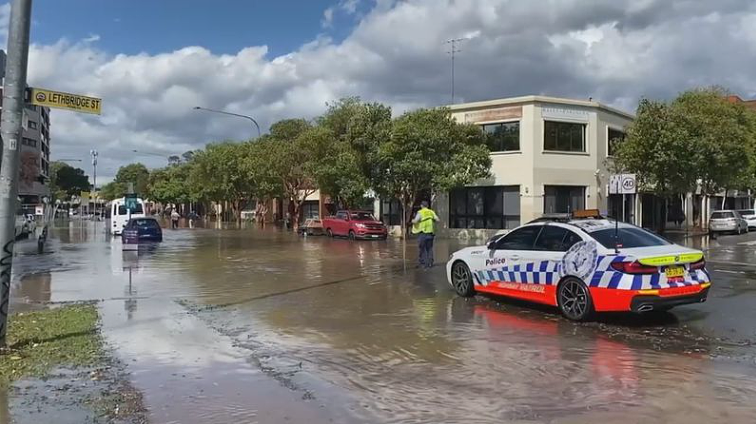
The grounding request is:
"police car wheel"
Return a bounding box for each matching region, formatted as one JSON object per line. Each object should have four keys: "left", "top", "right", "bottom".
{"left": 451, "top": 261, "right": 475, "bottom": 297}
{"left": 557, "top": 278, "right": 594, "bottom": 321}
{"left": 326, "top": 228, "right": 333, "bottom": 237}
{"left": 348, "top": 230, "right": 356, "bottom": 240}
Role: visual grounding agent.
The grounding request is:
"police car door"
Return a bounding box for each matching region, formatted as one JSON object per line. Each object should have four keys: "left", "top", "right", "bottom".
{"left": 484, "top": 225, "right": 543, "bottom": 286}
{"left": 529, "top": 225, "right": 584, "bottom": 298}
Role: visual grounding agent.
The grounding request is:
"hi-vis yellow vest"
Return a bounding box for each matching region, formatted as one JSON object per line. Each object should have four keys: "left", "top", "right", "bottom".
{"left": 412, "top": 208, "right": 437, "bottom": 234}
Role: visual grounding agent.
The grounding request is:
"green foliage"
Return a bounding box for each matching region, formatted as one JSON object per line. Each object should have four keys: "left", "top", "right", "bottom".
{"left": 377, "top": 107, "right": 491, "bottom": 228}
{"left": 49, "top": 161, "right": 91, "bottom": 200}
{"left": 615, "top": 88, "right": 756, "bottom": 198}
{"left": 100, "top": 163, "right": 150, "bottom": 200}
{"left": 147, "top": 163, "right": 196, "bottom": 205}
{"left": 189, "top": 142, "right": 257, "bottom": 219}
{"left": 315, "top": 97, "right": 392, "bottom": 208}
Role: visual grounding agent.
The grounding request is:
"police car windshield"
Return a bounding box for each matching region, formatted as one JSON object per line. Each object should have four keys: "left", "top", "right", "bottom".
{"left": 351, "top": 212, "right": 376, "bottom": 221}
{"left": 588, "top": 227, "right": 670, "bottom": 249}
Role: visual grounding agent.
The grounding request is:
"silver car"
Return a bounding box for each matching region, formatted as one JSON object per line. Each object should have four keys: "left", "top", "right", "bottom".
{"left": 710, "top": 210, "right": 749, "bottom": 235}
{"left": 736, "top": 209, "right": 756, "bottom": 229}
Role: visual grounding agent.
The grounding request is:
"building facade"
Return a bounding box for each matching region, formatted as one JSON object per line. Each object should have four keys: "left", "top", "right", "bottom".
{"left": 18, "top": 104, "right": 52, "bottom": 206}
{"left": 435, "top": 95, "right": 634, "bottom": 238}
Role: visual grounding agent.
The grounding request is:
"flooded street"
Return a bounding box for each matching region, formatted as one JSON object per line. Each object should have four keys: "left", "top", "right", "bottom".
{"left": 6, "top": 222, "right": 756, "bottom": 423}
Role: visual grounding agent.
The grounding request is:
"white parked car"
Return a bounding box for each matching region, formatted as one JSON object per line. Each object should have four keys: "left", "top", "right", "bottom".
{"left": 709, "top": 210, "right": 748, "bottom": 235}
{"left": 736, "top": 209, "right": 756, "bottom": 230}
{"left": 447, "top": 213, "right": 711, "bottom": 321}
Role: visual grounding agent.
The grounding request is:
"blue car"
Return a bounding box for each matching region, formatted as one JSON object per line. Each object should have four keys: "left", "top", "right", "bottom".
{"left": 122, "top": 217, "right": 163, "bottom": 243}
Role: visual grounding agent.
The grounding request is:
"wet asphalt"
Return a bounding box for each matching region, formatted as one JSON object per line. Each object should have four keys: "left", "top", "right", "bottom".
{"left": 4, "top": 220, "right": 756, "bottom": 424}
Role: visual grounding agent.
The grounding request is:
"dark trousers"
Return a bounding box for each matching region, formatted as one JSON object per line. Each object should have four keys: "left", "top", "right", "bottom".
{"left": 418, "top": 233, "right": 435, "bottom": 268}
{"left": 172, "top": 219, "right": 179, "bottom": 229}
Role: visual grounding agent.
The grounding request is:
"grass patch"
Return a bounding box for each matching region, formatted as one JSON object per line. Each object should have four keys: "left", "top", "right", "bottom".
{"left": 0, "top": 304, "right": 104, "bottom": 387}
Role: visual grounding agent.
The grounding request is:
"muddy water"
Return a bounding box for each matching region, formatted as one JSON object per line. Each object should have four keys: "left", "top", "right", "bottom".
{"left": 7, "top": 222, "right": 756, "bottom": 423}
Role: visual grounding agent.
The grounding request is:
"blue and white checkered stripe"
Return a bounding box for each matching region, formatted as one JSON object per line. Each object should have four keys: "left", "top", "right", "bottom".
{"left": 477, "top": 260, "right": 561, "bottom": 287}
{"left": 478, "top": 255, "right": 710, "bottom": 291}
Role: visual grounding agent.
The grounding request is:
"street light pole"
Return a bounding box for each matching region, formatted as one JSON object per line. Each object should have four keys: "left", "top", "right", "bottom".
{"left": 193, "top": 106, "right": 261, "bottom": 138}
{"left": 0, "top": 0, "right": 32, "bottom": 347}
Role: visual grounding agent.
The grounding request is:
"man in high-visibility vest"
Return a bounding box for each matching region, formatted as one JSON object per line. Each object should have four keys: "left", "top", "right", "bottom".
{"left": 412, "top": 200, "right": 440, "bottom": 269}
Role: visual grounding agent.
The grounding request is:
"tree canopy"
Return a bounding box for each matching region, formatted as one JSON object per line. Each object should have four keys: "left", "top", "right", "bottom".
{"left": 49, "top": 161, "right": 91, "bottom": 200}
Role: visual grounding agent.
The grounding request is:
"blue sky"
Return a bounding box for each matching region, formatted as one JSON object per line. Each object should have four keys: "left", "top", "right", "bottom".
{"left": 32, "top": 0, "right": 358, "bottom": 56}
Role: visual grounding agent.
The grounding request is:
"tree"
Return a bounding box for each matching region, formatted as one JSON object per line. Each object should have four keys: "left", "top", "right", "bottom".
{"left": 613, "top": 99, "right": 698, "bottom": 200}
{"left": 189, "top": 142, "right": 257, "bottom": 223}
{"left": 49, "top": 161, "right": 91, "bottom": 200}
{"left": 259, "top": 120, "right": 326, "bottom": 227}
{"left": 615, "top": 88, "right": 756, "bottom": 229}
{"left": 147, "top": 163, "right": 195, "bottom": 206}
{"left": 376, "top": 108, "right": 491, "bottom": 233}
{"left": 315, "top": 98, "right": 393, "bottom": 208}
{"left": 672, "top": 88, "right": 756, "bottom": 204}
{"left": 99, "top": 163, "right": 150, "bottom": 200}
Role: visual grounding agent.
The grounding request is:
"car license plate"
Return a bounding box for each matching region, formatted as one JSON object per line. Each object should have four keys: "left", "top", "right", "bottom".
{"left": 665, "top": 266, "right": 684, "bottom": 278}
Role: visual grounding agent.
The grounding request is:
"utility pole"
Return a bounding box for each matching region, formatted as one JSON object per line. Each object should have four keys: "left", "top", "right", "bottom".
{"left": 445, "top": 37, "right": 467, "bottom": 104}
{"left": 0, "top": 0, "right": 33, "bottom": 347}
{"left": 90, "top": 150, "right": 98, "bottom": 219}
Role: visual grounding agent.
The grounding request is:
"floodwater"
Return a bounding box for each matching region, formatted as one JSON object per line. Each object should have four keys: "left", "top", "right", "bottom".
{"left": 6, "top": 221, "right": 756, "bottom": 423}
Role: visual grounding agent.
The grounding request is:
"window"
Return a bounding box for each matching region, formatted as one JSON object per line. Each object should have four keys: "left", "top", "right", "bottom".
{"left": 118, "top": 204, "right": 144, "bottom": 215}
{"left": 607, "top": 128, "right": 625, "bottom": 157}
{"left": 22, "top": 137, "right": 37, "bottom": 147}
{"left": 544, "top": 121, "right": 586, "bottom": 152}
{"left": 351, "top": 211, "right": 376, "bottom": 221}
{"left": 335, "top": 211, "right": 348, "bottom": 220}
{"left": 589, "top": 227, "right": 670, "bottom": 249}
{"left": 495, "top": 225, "right": 542, "bottom": 250}
{"left": 533, "top": 226, "right": 582, "bottom": 252}
{"left": 302, "top": 201, "right": 319, "bottom": 220}
{"left": 132, "top": 219, "right": 160, "bottom": 228}
{"left": 28, "top": 120, "right": 37, "bottom": 129}
{"left": 711, "top": 211, "right": 734, "bottom": 219}
{"left": 482, "top": 121, "right": 520, "bottom": 152}
{"left": 544, "top": 186, "right": 585, "bottom": 214}
{"left": 381, "top": 199, "right": 402, "bottom": 226}
{"left": 450, "top": 186, "right": 520, "bottom": 229}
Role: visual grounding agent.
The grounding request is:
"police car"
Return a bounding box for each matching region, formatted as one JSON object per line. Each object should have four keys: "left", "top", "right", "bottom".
{"left": 446, "top": 211, "right": 711, "bottom": 321}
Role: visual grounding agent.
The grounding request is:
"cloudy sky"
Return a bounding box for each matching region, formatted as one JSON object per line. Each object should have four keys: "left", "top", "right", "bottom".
{"left": 4, "top": 0, "right": 756, "bottom": 182}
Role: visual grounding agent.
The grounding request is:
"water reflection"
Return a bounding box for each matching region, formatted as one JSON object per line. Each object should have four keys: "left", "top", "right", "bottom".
{"left": 6, "top": 224, "right": 756, "bottom": 423}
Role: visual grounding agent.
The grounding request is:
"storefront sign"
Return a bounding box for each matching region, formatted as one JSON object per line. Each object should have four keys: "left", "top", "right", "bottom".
{"left": 464, "top": 106, "right": 522, "bottom": 123}
{"left": 541, "top": 106, "right": 590, "bottom": 122}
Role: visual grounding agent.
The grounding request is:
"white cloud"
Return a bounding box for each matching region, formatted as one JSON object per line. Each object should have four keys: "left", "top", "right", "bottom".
{"left": 15, "top": 0, "right": 756, "bottom": 181}
{"left": 82, "top": 33, "right": 100, "bottom": 43}
{"left": 321, "top": 7, "right": 335, "bottom": 28}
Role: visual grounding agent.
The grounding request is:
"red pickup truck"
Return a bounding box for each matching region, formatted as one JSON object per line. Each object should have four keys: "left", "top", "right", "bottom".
{"left": 322, "top": 210, "right": 388, "bottom": 240}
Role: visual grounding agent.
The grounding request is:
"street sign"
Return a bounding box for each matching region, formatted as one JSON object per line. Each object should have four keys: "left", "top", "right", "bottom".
{"left": 29, "top": 87, "right": 102, "bottom": 115}
{"left": 125, "top": 193, "right": 138, "bottom": 211}
{"left": 609, "top": 174, "right": 637, "bottom": 195}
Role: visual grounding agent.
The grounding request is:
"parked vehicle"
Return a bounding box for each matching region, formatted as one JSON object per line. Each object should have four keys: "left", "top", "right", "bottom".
{"left": 447, "top": 211, "right": 711, "bottom": 321}
{"left": 736, "top": 209, "right": 756, "bottom": 230}
{"left": 122, "top": 217, "right": 163, "bottom": 243}
{"left": 709, "top": 210, "right": 748, "bottom": 235}
{"left": 107, "top": 197, "right": 146, "bottom": 235}
{"left": 297, "top": 218, "right": 324, "bottom": 236}
{"left": 322, "top": 210, "right": 388, "bottom": 240}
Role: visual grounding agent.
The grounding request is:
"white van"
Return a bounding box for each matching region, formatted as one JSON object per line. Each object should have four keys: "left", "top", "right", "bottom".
{"left": 107, "top": 197, "right": 146, "bottom": 235}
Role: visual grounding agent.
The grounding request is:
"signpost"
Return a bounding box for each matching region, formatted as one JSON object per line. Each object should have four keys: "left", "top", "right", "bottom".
{"left": 28, "top": 87, "right": 102, "bottom": 115}
{"left": 609, "top": 173, "right": 637, "bottom": 224}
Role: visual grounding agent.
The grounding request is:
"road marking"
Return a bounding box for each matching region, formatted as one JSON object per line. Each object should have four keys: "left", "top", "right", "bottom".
{"left": 707, "top": 260, "right": 756, "bottom": 268}
{"left": 715, "top": 269, "right": 746, "bottom": 274}
{"left": 738, "top": 240, "right": 756, "bottom": 246}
